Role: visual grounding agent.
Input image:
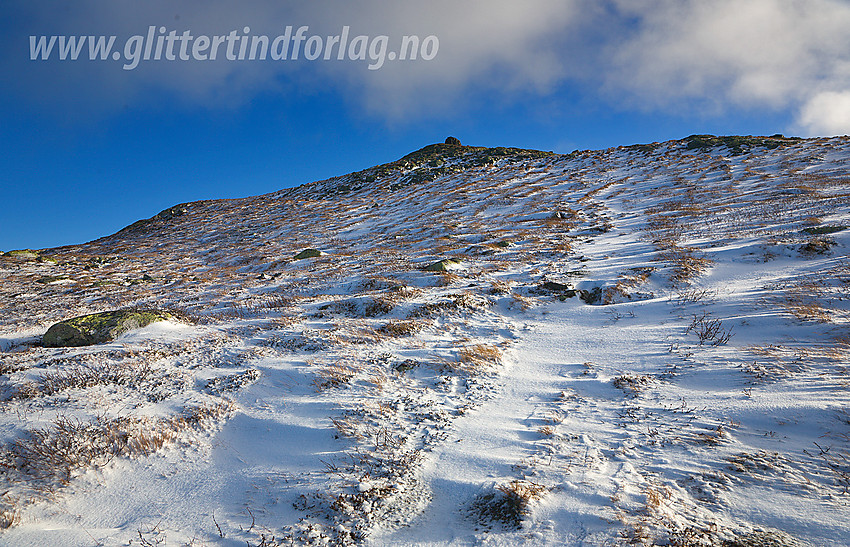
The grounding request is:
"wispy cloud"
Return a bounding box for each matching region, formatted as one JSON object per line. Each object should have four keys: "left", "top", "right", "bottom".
{"left": 6, "top": 0, "right": 850, "bottom": 134}
{"left": 607, "top": 0, "right": 850, "bottom": 135}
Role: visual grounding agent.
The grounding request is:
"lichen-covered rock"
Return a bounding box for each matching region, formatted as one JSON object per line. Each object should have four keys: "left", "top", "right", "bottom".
{"left": 293, "top": 248, "right": 321, "bottom": 259}
{"left": 42, "top": 310, "right": 172, "bottom": 347}
{"left": 423, "top": 259, "right": 462, "bottom": 272}
{"left": 444, "top": 136, "right": 461, "bottom": 146}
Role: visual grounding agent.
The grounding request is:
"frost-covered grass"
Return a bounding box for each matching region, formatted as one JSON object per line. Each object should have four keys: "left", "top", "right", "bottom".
{"left": 0, "top": 136, "right": 849, "bottom": 545}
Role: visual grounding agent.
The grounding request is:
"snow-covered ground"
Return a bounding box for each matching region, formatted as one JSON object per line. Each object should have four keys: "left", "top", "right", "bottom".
{"left": 0, "top": 136, "right": 848, "bottom": 545}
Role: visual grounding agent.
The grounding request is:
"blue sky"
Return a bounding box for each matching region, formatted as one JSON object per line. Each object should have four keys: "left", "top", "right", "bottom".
{"left": 2, "top": 1, "right": 849, "bottom": 252}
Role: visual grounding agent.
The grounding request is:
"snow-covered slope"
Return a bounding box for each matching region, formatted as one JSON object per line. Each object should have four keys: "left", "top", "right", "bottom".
{"left": 0, "top": 136, "right": 848, "bottom": 546}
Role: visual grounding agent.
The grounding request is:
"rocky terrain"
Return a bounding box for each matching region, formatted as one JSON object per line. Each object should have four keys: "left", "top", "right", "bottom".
{"left": 0, "top": 135, "right": 848, "bottom": 546}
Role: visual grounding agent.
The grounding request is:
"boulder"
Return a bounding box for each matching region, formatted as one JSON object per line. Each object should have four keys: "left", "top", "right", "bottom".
{"left": 537, "top": 281, "right": 578, "bottom": 300}
{"left": 444, "top": 136, "right": 461, "bottom": 146}
{"left": 293, "top": 248, "right": 322, "bottom": 260}
{"left": 539, "top": 281, "right": 572, "bottom": 293}
{"left": 423, "top": 259, "right": 462, "bottom": 272}
{"left": 43, "top": 310, "right": 172, "bottom": 347}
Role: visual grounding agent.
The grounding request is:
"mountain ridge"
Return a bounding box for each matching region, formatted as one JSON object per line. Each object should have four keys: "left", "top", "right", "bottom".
{"left": 61, "top": 133, "right": 806, "bottom": 251}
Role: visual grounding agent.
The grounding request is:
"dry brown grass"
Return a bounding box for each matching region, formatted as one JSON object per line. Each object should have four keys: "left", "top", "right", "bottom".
{"left": 377, "top": 319, "right": 423, "bottom": 337}
{"left": 489, "top": 280, "right": 512, "bottom": 295}
{"left": 0, "top": 496, "right": 19, "bottom": 530}
{"left": 330, "top": 415, "right": 363, "bottom": 440}
{"left": 694, "top": 424, "right": 728, "bottom": 446}
{"left": 0, "top": 402, "right": 233, "bottom": 526}
{"left": 8, "top": 361, "right": 153, "bottom": 401}
{"left": 644, "top": 485, "right": 672, "bottom": 513}
{"left": 434, "top": 271, "right": 462, "bottom": 286}
{"left": 363, "top": 296, "right": 396, "bottom": 317}
{"left": 312, "top": 360, "right": 361, "bottom": 390}
{"left": 612, "top": 374, "right": 653, "bottom": 396}
{"left": 603, "top": 268, "right": 654, "bottom": 304}
{"left": 470, "top": 480, "right": 549, "bottom": 529}
{"left": 657, "top": 245, "right": 712, "bottom": 284}
{"left": 509, "top": 293, "right": 535, "bottom": 311}
{"left": 779, "top": 295, "right": 832, "bottom": 323}
{"left": 538, "top": 425, "right": 556, "bottom": 437}
{"left": 454, "top": 344, "right": 502, "bottom": 374}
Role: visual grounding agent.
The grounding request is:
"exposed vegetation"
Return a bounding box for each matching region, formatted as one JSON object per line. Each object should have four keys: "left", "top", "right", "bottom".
{"left": 685, "top": 134, "right": 802, "bottom": 155}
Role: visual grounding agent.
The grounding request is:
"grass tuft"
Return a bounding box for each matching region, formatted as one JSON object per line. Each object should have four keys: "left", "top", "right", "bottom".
{"left": 470, "top": 480, "right": 548, "bottom": 529}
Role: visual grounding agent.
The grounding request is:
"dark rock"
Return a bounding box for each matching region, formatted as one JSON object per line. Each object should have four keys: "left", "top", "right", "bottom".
{"left": 579, "top": 287, "right": 602, "bottom": 304}
{"left": 539, "top": 281, "right": 572, "bottom": 292}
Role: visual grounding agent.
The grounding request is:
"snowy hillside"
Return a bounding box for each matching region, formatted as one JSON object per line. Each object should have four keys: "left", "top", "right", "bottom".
{"left": 1, "top": 135, "right": 849, "bottom": 546}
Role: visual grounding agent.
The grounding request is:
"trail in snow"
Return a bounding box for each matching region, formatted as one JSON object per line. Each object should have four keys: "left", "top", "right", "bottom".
{"left": 376, "top": 298, "right": 679, "bottom": 546}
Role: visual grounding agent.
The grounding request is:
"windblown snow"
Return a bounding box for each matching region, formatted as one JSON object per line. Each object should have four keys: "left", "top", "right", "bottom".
{"left": 0, "top": 136, "right": 848, "bottom": 546}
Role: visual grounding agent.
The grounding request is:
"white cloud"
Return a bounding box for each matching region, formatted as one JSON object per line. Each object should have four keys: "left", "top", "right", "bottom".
{"left": 7, "top": 0, "right": 850, "bottom": 134}
{"left": 599, "top": 0, "right": 850, "bottom": 135}
{"left": 798, "top": 91, "right": 850, "bottom": 136}
{"left": 607, "top": 0, "right": 850, "bottom": 110}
